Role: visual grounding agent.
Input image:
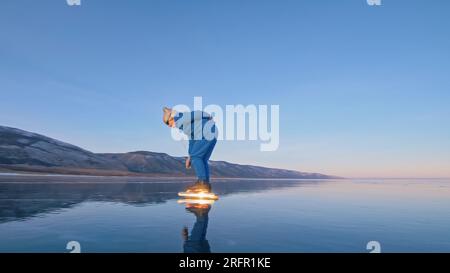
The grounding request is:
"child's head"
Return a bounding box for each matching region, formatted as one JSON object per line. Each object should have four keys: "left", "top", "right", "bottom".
{"left": 162, "top": 107, "right": 175, "bottom": 127}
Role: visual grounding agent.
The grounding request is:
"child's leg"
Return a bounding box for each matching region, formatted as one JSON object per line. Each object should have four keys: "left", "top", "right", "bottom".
{"left": 190, "top": 139, "right": 216, "bottom": 183}
{"left": 191, "top": 156, "right": 208, "bottom": 181}
{"left": 202, "top": 139, "right": 216, "bottom": 183}
{"left": 203, "top": 158, "right": 210, "bottom": 182}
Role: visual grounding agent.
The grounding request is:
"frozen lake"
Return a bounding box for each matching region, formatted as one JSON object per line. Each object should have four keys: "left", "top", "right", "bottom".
{"left": 0, "top": 177, "right": 449, "bottom": 252}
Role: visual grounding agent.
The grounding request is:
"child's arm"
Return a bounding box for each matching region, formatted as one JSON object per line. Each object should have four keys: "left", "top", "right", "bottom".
{"left": 185, "top": 156, "right": 191, "bottom": 169}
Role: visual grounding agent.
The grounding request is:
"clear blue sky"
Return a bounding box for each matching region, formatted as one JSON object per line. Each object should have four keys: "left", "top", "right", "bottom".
{"left": 1, "top": 0, "right": 449, "bottom": 178}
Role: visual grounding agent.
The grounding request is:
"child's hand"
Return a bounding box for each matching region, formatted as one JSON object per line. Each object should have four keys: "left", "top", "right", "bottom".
{"left": 185, "top": 157, "right": 191, "bottom": 169}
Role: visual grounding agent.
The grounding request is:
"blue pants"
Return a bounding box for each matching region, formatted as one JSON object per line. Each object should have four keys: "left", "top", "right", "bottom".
{"left": 189, "top": 139, "right": 216, "bottom": 184}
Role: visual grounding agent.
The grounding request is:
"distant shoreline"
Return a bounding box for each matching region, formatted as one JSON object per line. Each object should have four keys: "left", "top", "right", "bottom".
{"left": 0, "top": 171, "right": 341, "bottom": 184}
{"left": 0, "top": 162, "right": 339, "bottom": 180}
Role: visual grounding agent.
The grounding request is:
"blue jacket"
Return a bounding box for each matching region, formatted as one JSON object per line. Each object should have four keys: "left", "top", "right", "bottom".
{"left": 174, "top": 111, "right": 217, "bottom": 155}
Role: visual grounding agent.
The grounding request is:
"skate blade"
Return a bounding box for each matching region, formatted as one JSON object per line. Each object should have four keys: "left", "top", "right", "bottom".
{"left": 177, "top": 198, "right": 216, "bottom": 205}
{"left": 178, "top": 191, "right": 219, "bottom": 200}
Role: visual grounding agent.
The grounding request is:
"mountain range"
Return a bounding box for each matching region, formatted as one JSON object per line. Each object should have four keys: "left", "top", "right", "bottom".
{"left": 0, "top": 126, "right": 336, "bottom": 179}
